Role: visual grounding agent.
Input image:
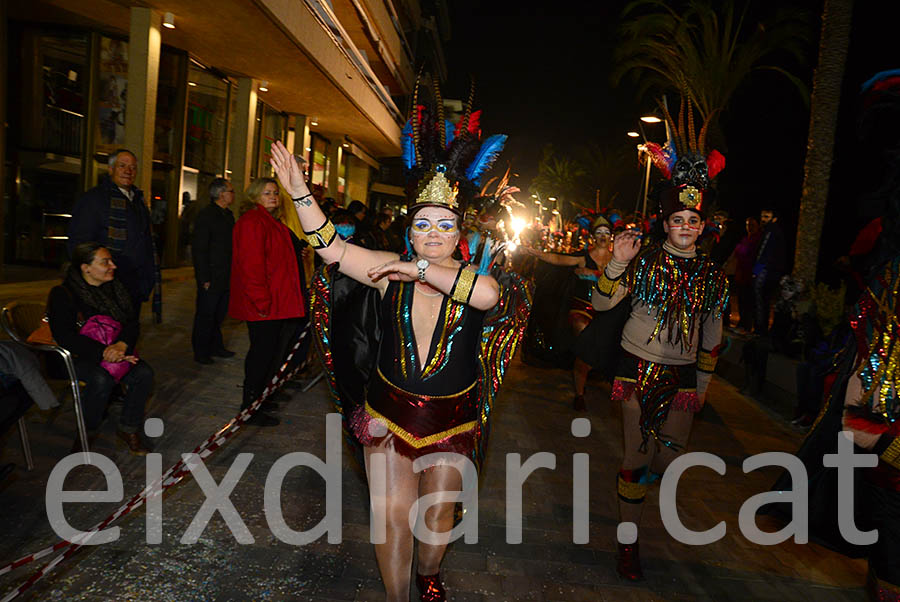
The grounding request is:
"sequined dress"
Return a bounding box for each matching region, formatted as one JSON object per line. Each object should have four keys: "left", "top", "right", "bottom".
{"left": 310, "top": 261, "right": 532, "bottom": 467}
{"left": 351, "top": 280, "right": 486, "bottom": 458}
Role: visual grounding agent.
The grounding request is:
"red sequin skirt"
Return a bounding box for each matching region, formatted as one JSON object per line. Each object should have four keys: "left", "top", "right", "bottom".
{"left": 350, "top": 369, "right": 479, "bottom": 460}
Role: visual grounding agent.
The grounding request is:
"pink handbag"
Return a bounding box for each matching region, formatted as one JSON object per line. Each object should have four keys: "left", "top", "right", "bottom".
{"left": 79, "top": 315, "right": 135, "bottom": 383}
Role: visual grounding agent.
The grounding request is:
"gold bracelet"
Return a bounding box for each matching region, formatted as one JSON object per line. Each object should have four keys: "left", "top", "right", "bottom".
{"left": 595, "top": 270, "right": 621, "bottom": 297}
{"left": 881, "top": 437, "right": 900, "bottom": 470}
{"left": 451, "top": 268, "right": 477, "bottom": 304}
{"left": 697, "top": 349, "right": 717, "bottom": 373}
{"left": 304, "top": 219, "right": 336, "bottom": 249}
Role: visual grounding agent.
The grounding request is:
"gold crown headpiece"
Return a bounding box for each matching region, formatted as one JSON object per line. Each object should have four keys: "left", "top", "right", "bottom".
{"left": 409, "top": 164, "right": 460, "bottom": 215}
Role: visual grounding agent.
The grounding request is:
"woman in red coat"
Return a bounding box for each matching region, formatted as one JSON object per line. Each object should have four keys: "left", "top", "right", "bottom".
{"left": 230, "top": 177, "right": 305, "bottom": 426}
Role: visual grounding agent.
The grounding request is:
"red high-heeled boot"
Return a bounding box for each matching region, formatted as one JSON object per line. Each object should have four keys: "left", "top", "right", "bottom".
{"left": 415, "top": 572, "right": 446, "bottom": 602}
{"left": 616, "top": 541, "right": 644, "bottom": 581}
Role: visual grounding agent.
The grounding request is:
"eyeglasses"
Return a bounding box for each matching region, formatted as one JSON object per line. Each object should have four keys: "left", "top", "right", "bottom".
{"left": 411, "top": 219, "right": 458, "bottom": 235}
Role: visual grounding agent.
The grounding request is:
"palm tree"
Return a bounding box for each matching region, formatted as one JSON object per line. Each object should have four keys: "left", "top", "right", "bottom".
{"left": 793, "top": 0, "right": 853, "bottom": 285}
{"left": 577, "top": 142, "right": 639, "bottom": 212}
{"left": 613, "top": 0, "right": 812, "bottom": 133}
{"left": 531, "top": 144, "right": 587, "bottom": 219}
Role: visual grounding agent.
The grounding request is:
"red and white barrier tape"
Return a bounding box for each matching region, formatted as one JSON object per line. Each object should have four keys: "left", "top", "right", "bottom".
{"left": 0, "top": 327, "right": 309, "bottom": 601}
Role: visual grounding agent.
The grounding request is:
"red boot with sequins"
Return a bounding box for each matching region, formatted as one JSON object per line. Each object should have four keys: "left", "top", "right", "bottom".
{"left": 415, "top": 572, "right": 446, "bottom": 602}
{"left": 616, "top": 541, "right": 644, "bottom": 581}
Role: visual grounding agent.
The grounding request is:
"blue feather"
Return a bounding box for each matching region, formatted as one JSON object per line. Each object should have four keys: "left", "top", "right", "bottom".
{"left": 401, "top": 120, "right": 416, "bottom": 170}
{"left": 477, "top": 235, "right": 493, "bottom": 275}
{"left": 465, "top": 134, "right": 507, "bottom": 185}
{"left": 444, "top": 119, "right": 456, "bottom": 148}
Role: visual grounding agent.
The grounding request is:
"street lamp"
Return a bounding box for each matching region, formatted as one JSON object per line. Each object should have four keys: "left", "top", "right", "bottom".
{"left": 627, "top": 131, "right": 640, "bottom": 138}
{"left": 640, "top": 115, "right": 661, "bottom": 123}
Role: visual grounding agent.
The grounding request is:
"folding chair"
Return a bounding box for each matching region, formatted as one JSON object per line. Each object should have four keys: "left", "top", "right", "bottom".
{"left": 1, "top": 302, "right": 91, "bottom": 463}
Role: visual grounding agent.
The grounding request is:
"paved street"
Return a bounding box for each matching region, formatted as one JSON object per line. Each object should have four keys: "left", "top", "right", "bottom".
{"left": 0, "top": 270, "right": 868, "bottom": 601}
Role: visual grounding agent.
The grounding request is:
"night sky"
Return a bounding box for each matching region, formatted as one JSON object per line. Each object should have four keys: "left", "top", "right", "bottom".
{"left": 446, "top": 0, "right": 900, "bottom": 280}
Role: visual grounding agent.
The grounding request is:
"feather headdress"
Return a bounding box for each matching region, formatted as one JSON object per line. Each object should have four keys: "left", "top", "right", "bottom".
{"left": 647, "top": 96, "right": 726, "bottom": 217}
{"left": 402, "top": 75, "right": 508, "bottom": 216}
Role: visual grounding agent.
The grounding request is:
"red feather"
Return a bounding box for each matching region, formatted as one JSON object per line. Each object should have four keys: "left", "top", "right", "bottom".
{"left": 458, "top": 238, "right": 471, "bottom": 262}
{"left": 706, "top": 149, "right": 726, "bottom": 180}
{"left": 456, "top": 110, "right": 481, "bottom": 137}
{"left": 644, "top": 142, "right": 672, "bottom": 179}
{"left": 844, "top": 414, "right": 890, "bottom": 435}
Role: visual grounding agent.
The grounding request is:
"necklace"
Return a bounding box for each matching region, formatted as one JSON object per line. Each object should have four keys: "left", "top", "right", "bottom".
{"left": 415, "top": 284, "right": 442, "bottom": 297}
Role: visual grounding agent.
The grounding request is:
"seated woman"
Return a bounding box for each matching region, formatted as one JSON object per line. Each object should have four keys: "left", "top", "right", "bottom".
{"left": 47, "top": 242, "right": 153, "bottom": 455}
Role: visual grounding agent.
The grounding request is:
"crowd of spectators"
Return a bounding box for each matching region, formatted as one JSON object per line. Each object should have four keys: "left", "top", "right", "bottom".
{"left": 0, "top": 148, "right": 405, "bottom": 479}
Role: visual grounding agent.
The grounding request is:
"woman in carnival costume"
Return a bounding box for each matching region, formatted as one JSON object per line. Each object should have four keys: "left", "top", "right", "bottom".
{"left": 524, "top": 214, "right": 613, "bottom": 410}
{"left": 592, "top": 98, "right": 728, "bottom": 580}
{"left": 270, "top": 78, "right": 530, "bottom": 601}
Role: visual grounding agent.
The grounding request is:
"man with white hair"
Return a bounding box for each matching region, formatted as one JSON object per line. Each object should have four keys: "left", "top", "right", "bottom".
{"left": 68, "top": 149, "right": 160, "bottom": 323}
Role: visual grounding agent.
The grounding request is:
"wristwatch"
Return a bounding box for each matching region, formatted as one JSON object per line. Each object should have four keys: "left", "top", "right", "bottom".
{"left": 416, "top": 258, "right": 430, "bottom": 282}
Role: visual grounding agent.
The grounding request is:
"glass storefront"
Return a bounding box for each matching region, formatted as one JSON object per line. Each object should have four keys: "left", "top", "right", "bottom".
{"left": 258, "top": 103, "right": 286, "bottom": 179}
{"left": 5, "top": 27, "right": 89, "bottom": 265}
{"left": 309, "top": 133, "right": 329, "bottom": 189}
{"left": 3, "top": 20, "right": 311, "bottom": 270}
{"left": 151, "top": 50, "right": 184, "bottom": 266}
{"left": 180, "top": 61, "right": 230, "bottom": 263}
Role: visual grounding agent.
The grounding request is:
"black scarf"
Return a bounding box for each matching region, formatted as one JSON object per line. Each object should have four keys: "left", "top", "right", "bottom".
{"left": 64, "top": 267, "right": 134, "bottom": 324}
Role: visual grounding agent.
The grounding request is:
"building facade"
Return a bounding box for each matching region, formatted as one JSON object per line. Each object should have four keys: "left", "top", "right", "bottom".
{"left": 0, "top": 0, "right": 449, "bottom": 269}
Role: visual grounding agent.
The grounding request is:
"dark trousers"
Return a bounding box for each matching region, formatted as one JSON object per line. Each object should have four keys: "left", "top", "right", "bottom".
{"left": 243, "top": 318, "right": 301, "bottom": 407}
{"left": 74, "top": 359, "right": 153, "bottom": 432}
{"left": 192, "top": 287, "right": 230, "bottom": 359}
{"left": 0, "top": 382, "right": 35, "bottom": 437}
{"left": 795, "top": 360, "right": 826, "bottom": 418}
{"left": 752, "top": 270, "right": 782, "bottom": 335}
{"left": 734, "top": 281, "right": 755, "bottom": 330}
{"left": 279, "top": 317, "right": 310, "bottom": 375}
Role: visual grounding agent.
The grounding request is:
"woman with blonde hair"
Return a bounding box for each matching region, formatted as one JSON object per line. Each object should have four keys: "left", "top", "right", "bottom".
{"left": 271, "top": 126, "right": 529, "bottom": 600}
{"left": 229, "top": 177, "right": 304, "bottom": 426}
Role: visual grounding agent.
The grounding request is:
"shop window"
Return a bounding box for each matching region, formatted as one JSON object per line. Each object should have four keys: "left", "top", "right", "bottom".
{"left": 7, "top": 27, "right": 88, "bottom": 265}
{"left": 310, "top": 133, "right": 329, "bottom": 189}
{"left": 258, "top": 103, "right": 286, "bottom": 178}
{"left": 180, "top": 62, "right": 229, "bottom": 262}
{"left": 96, "top": 36, "right": 129, "bottom": 156}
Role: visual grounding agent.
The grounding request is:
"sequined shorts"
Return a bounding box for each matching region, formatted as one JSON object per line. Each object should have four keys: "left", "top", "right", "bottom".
{"left": 610, "top": 351, "right": 701, "bottom": 413}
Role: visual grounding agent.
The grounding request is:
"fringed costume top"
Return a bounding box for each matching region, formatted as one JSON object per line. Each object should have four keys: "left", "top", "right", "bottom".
{"left": 594, "top": 241, "right": 729, "bottom": 447}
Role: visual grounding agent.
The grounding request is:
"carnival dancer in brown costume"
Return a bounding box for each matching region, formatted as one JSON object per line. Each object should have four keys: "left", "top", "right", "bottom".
{"left": 270, "top": 79, "right": 529, "bottom": 601}
{"left": 592, "top": 99, "right": 728, "bottom": 580}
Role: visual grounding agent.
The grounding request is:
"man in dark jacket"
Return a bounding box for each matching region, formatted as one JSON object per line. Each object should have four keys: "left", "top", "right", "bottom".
{"left": 191, "top": 178, "right": 236, "bottom": 363}
{"left": 752, "top": 208, "right": 788, "bottom": 335}
{"left": 67, "top": 149, "right": 159, "bottom": 322}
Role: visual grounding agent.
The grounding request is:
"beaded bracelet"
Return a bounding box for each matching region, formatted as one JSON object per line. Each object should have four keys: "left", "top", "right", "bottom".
{"left": 304, "top": 218, "right": 337, "bottom": 249}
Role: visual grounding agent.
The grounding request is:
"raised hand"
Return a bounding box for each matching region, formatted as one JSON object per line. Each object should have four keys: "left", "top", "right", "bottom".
{"left": 270, "top": 140, "right": 308, "bottom": 199}
{"left": 612, "top": 231, "right": 642, "bottom": 263}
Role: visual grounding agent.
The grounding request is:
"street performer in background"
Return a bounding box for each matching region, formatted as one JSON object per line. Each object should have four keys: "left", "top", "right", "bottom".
{"left": 270, "top": 77, "right": 530, "bottom": 602}
{"left": 592, "top": 98, "right": 728, "bottom": 581}
{"left": 524, "top": 214, "right": 613, "bottom": 409}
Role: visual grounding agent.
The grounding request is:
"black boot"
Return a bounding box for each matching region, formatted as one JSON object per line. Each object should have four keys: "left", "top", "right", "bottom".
{"left": 241, "top": 391, "right": 279, "bottom": 427}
